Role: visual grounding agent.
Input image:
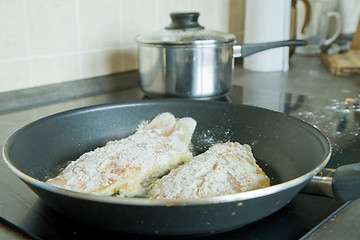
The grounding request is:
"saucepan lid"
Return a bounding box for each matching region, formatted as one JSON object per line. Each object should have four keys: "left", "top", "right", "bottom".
{"left": 136, "top": 12, "right": 236, "bottom": 46}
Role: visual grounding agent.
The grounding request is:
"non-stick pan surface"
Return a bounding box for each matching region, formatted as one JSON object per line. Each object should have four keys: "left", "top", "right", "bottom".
{"left": 3, "top": 100, "right": 331, "bottom": 236}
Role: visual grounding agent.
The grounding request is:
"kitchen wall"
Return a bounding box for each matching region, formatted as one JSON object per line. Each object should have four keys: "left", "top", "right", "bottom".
{"left": 0, "top": 0, "right": 245, "bottom": 93}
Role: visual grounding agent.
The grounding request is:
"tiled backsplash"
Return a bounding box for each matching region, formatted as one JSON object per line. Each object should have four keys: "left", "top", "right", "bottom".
{"left": 0, "top": 0, "right": 245, "bottom": 93}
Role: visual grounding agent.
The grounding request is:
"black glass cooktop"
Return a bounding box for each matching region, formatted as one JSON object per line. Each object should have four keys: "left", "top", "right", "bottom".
{"left": 1, "top": 85, "right": 359, "bottom": 240}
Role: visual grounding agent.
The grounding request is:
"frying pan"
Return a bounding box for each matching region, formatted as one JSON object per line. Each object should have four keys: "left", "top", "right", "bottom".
{"left": 3, "top": 100, "right": 360, "bottom": 236}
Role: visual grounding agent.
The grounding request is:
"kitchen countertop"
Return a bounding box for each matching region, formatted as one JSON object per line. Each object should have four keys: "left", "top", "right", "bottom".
{"left": 1, "top": 55, "right": 359, "bottom": 239}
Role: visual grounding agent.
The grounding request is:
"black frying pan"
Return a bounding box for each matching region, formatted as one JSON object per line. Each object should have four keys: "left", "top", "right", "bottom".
{"left": 3, "top": 100, "right": 360, "bottom": 236}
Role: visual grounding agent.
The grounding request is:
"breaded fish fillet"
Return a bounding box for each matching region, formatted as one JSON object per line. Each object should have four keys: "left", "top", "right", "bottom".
{"left": 150, "top": 142, "right": 270, "bottom": 199}
{"left": 46, "top": 112, "right": 197, "bottom": 197}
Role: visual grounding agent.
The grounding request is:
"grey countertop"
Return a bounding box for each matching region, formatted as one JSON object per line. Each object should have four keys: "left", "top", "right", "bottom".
{"left": 0, "top": 55, "right": 359, "bottom": 239}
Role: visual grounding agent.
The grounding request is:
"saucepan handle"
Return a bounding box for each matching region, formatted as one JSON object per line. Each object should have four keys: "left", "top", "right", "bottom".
{"left": 302, "top": 163, "right": 360, "bottom": 202}
{"left": 233, "top": 40, "right": 307, "bottom": 58}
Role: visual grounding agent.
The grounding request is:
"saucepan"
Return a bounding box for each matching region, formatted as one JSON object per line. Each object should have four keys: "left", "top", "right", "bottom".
{"left": 136, "top": 12, "right": 307, "bottom": 98}
{"left": 3, "top": 100, "right": 360, "bottom": 236}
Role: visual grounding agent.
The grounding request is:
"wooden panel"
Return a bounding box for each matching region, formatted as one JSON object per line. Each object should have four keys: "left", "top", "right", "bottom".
{"left": 321, "top": 50, "right": 360, "bottom": 76}
{"left": 351, "top": 19, "right": 360, "bottom": 50}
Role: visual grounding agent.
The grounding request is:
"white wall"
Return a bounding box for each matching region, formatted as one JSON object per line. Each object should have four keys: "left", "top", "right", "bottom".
{"left": 0, "top": 0, "right": 246, "bottom": 93}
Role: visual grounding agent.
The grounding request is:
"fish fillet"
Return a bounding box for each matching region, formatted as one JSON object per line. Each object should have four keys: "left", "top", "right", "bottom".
{"left": 150, "top": 142, "right": 270, "bottom": 199}
{"left": 46, "top": 112, "right": 197, "bottom": 197}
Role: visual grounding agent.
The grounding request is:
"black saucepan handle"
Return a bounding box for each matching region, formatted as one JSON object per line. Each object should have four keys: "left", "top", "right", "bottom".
{"left": 302, "top": 163, "right": 360, "bottom": 202}
{"left": 233, "top": 40, "right": 307, "bottom": 58}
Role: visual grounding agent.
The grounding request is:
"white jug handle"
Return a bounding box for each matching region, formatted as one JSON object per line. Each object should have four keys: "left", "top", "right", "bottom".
{"left": 323, "top": 11, "right": 341, "bottom": 46}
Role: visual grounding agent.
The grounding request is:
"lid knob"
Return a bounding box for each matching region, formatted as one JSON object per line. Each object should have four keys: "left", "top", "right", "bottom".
{"left": 165, "top": 12, "right": 205, "bottom": 30}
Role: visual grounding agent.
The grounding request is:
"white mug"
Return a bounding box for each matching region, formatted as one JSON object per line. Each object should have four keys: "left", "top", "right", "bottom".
{"left": 339, "top": 0, "right": 360, "bottom": 35}
{"left": 295, "top": 0, "right": 341, "bottom": 55}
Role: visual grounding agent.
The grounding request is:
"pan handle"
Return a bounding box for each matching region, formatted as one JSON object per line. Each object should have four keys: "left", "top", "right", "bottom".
{"left": 302, "top": 163, "right": 360, "bottom": 202}
{"left": 332, "top": 163, "right": 360, "bottom": 202}
{"left": 233, "top": 40, "right": 307, "bottom": 58}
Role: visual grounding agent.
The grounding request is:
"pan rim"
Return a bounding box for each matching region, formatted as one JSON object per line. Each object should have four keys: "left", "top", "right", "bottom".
{"left": 2, "top": 99, "right": 332, "bottom": 206}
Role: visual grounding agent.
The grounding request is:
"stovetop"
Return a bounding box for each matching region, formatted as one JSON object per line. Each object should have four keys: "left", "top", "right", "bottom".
{"left": 1, "top": 85, "right": 359, "bottom": 240}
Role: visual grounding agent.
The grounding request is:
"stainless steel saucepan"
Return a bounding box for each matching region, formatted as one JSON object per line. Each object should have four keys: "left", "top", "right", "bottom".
{"left": 136, "top": 12, "right": 306, "bottom": 98}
